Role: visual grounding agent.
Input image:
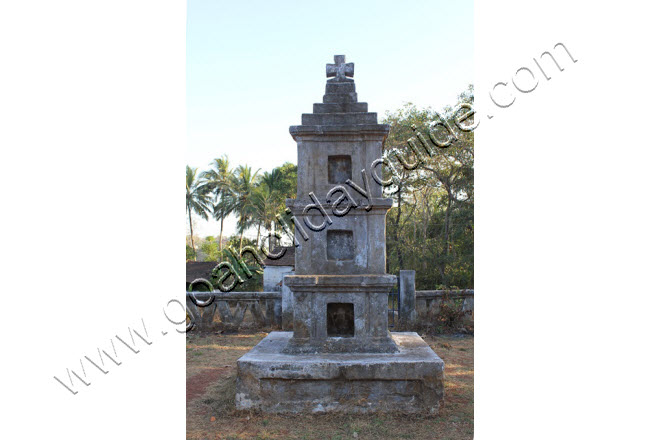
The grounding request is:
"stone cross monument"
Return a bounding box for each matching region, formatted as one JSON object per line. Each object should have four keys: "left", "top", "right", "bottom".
{"left": 235, "top": 55, "right": 444, "bottom": 413}
{"left": 283, "top": 53, "right": 398, "bottom": 355}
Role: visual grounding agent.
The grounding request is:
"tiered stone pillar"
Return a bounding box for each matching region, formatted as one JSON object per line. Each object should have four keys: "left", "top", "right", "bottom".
{"left": 283, "top": 55, "right": 397, "bottom": 354}
{"left": 236, "top": 56, "right": 444, "bottom": 414}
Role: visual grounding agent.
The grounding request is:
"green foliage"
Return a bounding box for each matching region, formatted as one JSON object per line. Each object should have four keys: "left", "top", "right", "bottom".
{"left": 186, "top": 244, "right": 196, "bottom": 261}
{"left": 199, "top": 237, "right": 222, "bottom": 262}
{"left": 200, "top": 155, "right": 235, "bottom": 252}
{"left": 230, "top": 164, "right": 260, "bottom": 240}
{"left": 383, "top": 86, "right": 474, "bottom": 289}
{"left": 186, "top": 165, "right": 212, "bottom": 220}
{"left": 209, "top": 235, "right": 263, "bottom": 292}
{"left": 250, "top": 162, "right": 297, "bottom": 244}
{"left": 187, "top": 159, "right": 299, "bottom": 283}
{"left": 186, "top": 165, "right": 213, "bottom": 260}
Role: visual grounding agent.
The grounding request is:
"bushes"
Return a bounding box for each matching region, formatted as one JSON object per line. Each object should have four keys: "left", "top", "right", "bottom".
{"left": 436, "top": 299, "right": 472, "bottom": 334}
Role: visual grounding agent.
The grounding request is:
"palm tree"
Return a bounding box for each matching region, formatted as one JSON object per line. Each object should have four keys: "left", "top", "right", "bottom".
{"left": 201, "top": 156, "right": 234, "bottom": 252}
{"left": 186, "top": 165, "right": 212, "bottom": 261}
{"left": 230, "top": 164, "right": 260, "bottom": 252}
{"left": 249, "top": 187, "right": 278, "bottom": 246}
{"left": 252, "top": 168, "right": 288, "bottom": 246}
{"left": 260, "top": 169, "right": 283, "bottom": 195}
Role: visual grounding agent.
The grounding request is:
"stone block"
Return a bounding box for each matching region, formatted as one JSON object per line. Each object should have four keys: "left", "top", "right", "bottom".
{"left": 325, "top": 81, "right": 356, "bottom": 95}
{"left": 399, "top": 270, "right": 417, "bottom": 323}
{"left": 285, "top": 201, "right": 392, "bottom": 276}
{"left": 301, "top": 112, "right": 378, "bottom": 126}
{"left": 274, "top": 298, "right": 282, "bottom": 326}
{"left": 416, "top": 298, "right": 428, "bottom": 318}
{"left": 281, "top": 282, "right": 294, "bottom": 330}
{"left": 322, "top": 93, "right": 358, "bottom": 104}
{"left": 313, "top": 102, "right": 368, "bottom": 113}
{"left": 283, "top": 274, "right": 397, "bottom": 354}
{"left": 235, "top": 331, "right": 445, "bottom": 414}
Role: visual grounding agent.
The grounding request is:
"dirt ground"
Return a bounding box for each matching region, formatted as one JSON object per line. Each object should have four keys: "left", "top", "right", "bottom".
{"left": 186, "top": 331, "right": 473, "bottom": 440}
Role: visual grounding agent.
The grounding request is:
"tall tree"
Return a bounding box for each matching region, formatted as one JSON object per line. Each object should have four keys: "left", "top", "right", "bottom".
{"left": 186, "top": 165, "right": 212, "bottom": 261}
{"left": 260, "top": 163, "right": 297, "bottom": 207}
{"left": 382, "top": 104, "right": 430, "bottom": 272}
{"left": 381, "top": 86, "right": 474, "bottom": 288}
{"left": 230, "top": 164, "right": 260, "bottom": 252}
{"left": 249, "top": 188, "right": 276, "bottom": 245}
{"left": 201, "top": 156, "right": 234, "bottom": 252}
{"left": 254, "top": 163, "right": 297, "bottom": 247}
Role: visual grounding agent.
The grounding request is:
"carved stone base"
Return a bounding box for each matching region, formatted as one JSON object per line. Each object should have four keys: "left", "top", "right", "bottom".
{"left": 283, "top": 274, "right": 397, "bottom": 354}
{"left": 235, "top": 332, "right": 445, "bottom": 414}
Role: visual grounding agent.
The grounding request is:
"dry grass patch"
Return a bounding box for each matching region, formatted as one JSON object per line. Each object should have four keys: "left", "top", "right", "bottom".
{"left": 186, "top": 331, "right": 473, "bottom": 440}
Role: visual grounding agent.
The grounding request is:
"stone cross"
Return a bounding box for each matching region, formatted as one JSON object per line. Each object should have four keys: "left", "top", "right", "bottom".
{"left": 326, "top": 55, "right": 354, "bottom": 81}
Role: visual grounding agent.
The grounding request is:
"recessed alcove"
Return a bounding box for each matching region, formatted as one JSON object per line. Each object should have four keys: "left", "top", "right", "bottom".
{"left": 327, "top": 303, "right": 354, "bottom": 337}
{"left": 327, "top": 230, "right": 354, "bottom": 260}
{"left": 328, "top": 155, "right": 352, "bottom": 184}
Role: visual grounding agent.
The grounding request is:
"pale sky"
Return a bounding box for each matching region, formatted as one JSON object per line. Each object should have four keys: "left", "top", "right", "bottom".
{"left": 186, "top": 0, "right": 473, "bottom": 238}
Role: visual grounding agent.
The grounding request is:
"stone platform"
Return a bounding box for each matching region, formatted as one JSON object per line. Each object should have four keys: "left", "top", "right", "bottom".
{"left": 235, "top": 331, "right": 444, "bottom": 414}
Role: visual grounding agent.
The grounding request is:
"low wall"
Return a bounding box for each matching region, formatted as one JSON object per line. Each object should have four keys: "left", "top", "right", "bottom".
{"left": 185, "top": 282, "right": 474, "bottom": 332}
{"left": 415, "top": 290, "right": 474, "bottom": 321}
{"left": 186, "top": 291, "right": 282, "bottom": 332}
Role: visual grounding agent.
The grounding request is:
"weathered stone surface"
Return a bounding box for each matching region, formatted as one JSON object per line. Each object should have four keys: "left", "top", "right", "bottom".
{"left": 326, "top": 230, "right": 354, "bottom": 260}
{"left": 313, "top": 102, "right": 368, "bottom": 113}
{"left": 322, "top": 92, "right": 358, "bottom": 104}
{"left": 281, "top": 281, "right": 295, "bottom": 330}
{"left": 286, "top": 205, "right": 391, "bottom": 276}
{"left": 325, "top": 55, "right": 354, "bottom": 82}
{"left": 282, "top": 274, "right": 397, "bottom": 354}
{"left": 399, "top": 270, "right": 418, "bottom": 323}
{"left": 263, "top": 265, "right": 293, "bottom": 327}
{"left": 325, "top": 81, "right": 356, "bottom": 94}
{"left": 234, "top": 55, "right": 444, "bottom": 414}
{"left": 301, "top": 112, "right": 378, "bottom": 126}
{"left": 327, "top": 154, "right": 352, "bottom": 183}
{"left": 236, "top": 332, "right": 445, "bottom": 414}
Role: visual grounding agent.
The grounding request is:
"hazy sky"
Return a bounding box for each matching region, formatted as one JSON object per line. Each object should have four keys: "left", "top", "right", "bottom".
{"left": 186, "top": 0, "right": 473, "bottom": 237}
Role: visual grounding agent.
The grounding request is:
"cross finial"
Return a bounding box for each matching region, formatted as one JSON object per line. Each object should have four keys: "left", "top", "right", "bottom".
{"left": 326, "top": 55, "right": 354, "bottom": 82}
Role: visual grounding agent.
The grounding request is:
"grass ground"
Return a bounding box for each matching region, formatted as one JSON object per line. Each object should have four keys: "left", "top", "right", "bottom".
{"left": 186, "top": 331, "right": 473, "bottom": 440}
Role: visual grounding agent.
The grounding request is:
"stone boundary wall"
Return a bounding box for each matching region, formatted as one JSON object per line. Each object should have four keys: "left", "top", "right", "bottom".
{"left": 415, "top": 290, "right": 474, "bottom": 321}
{"left": 186, "top": 291, "right": 282, "bottom": 332}
{"left": 185, "top": 285, "right": 474, "bottom": 332}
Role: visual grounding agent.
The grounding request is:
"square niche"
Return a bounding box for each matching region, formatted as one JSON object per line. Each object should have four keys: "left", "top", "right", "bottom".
{"left": 327, "top": 303, "right": 354, "bottom": 337}
{"left": 328, "top": 155, "right": 352, "bottom": 184}
{"left": 327, "top": 230, "right": 354, "bottom": 260}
